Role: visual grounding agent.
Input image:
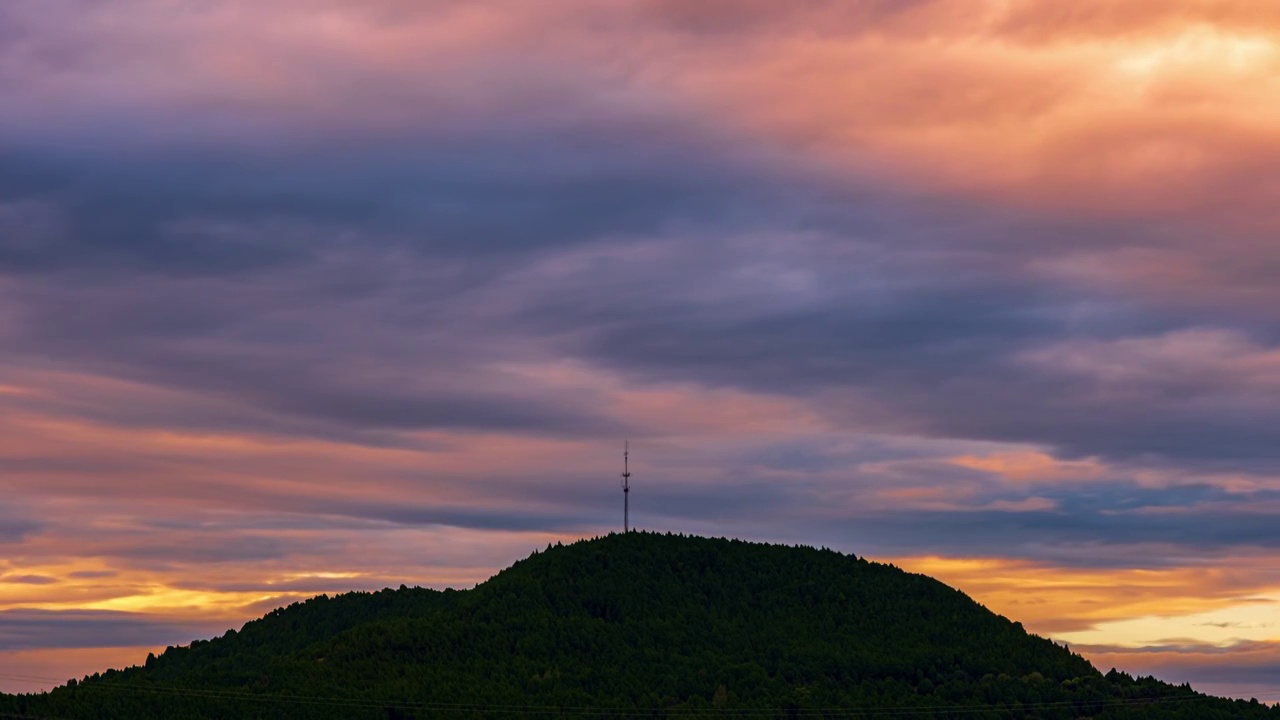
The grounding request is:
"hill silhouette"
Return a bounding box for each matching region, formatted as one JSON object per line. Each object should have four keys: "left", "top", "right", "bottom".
{"left": 3, "top": 532, "right": 1276, "bottom": 719}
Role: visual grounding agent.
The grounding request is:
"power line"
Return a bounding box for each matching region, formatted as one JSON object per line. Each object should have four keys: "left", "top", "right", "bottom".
{"left": 2, "top": 672, "right": 1273, "bottom": 717}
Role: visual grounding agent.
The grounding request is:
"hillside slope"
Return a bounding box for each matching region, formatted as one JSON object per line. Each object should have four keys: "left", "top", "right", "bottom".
{"left": 3, "top": 533, "right": 1276, "bottom": 719}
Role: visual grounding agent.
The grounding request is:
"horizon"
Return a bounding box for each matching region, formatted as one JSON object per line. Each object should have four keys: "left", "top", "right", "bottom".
{"left": 1, "top": 0, "right": 1279, "bottom": 706}
{"left": 4, "top": 528, "right": 1277, "bottom": 704}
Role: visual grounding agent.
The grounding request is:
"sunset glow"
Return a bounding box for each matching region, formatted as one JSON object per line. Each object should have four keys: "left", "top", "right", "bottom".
{"left": 1, "top": 0, "right": 1278, "bottom": 704}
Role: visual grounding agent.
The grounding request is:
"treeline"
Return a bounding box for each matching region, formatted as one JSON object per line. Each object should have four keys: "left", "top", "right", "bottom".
{"left": 3, "top": 532, "right": 1276, "bottom": 719}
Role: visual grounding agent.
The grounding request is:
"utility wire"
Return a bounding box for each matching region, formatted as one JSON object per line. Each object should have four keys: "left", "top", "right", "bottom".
{"left": 1, "top": 671, "right": 1274, "bottom": 718}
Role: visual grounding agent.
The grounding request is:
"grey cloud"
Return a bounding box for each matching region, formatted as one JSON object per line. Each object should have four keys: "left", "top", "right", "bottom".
{"left": 0, "top": 113, "right": 761, "bottom": 275}
{"left": 0, "top": 574, "right": 56, "bottom": 585}
{"left": 623, "top": 473, "right": 1280, "bottom": 568}
{"left": 825, "top": 505, "right": 1280, "bottom": 568}
{"left": 167, "top": 577, "right": 415, "bottom": 595}
{"left": 1076, "top": 641, "right": 1280, "bottom": 700}
{"left": 0, "top": 609, "right": 226, "bottom": 651}
{"left": 520, "top": 245, "right": 1280, "bottom": 466}
{"left": 0, "top": 266, "right": 630, "bottom": 442}
{"left": 66, "top": 571, "right": 117, "bottom": 579}
{"left": 76, "top": 534, "right": 295, "bottom": 569}
{"left": 639, "top": 0, "right": 939, "bottom": 36}
{"left": 3, "top": 22, "right": 1270, "bottom": 468}
{"left": 0, "top": 114, "right": 771, "bottom": 445}
{"left": 0, "top": 514, "right": 41, "bottom": 544}
{"left": 307, "top": 497, "right": 604, "bottom": 534}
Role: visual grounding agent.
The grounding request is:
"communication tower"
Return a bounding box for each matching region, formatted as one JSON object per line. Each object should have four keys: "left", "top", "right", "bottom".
{"left": 621, "top": 441, "right": 631, "bottom": 533}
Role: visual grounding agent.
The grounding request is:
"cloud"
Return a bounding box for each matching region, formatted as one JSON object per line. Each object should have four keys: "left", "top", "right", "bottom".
{"left": 0, "top": 512, "right": 41, "bottom": 544}
{"left": 0, "top": 575, "right": 57, "bottom": 586}
{"left": 0, "top": 646, "right": 160, "bottom": 694}
{"left": 528, "top": 246, "right": 1280, "bottom": 464}
{"left": 0, "top": 0, "right": 1276, "bottom": 467}
{"left": 0, "top": 0, "right": 1279, "bottom": 701}
{"left": 1076, "top": 639, "right": 1280, "bottom": 703}
{"left": 0, "top": 609, "right": 225, "bottom": 651}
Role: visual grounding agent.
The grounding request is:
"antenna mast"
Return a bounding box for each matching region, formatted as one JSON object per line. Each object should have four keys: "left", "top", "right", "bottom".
{"left": 621, "top": 441, "right": 631, "bottom": 533}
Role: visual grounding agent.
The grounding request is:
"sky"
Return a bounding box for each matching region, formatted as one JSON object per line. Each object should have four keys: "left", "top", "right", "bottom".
{"left": 0, "top": 0, "right": 1279, "bottom": 703}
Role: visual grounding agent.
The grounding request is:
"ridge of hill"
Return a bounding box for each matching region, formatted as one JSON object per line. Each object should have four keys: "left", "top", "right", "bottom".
{"left": 3, "top": 532, "right": 1276, "bottom": 719}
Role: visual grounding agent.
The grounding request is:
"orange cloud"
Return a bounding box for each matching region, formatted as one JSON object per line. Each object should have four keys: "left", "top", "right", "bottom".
{"left": 675, "top": 20, "right": 1280, "bottom": 217}
{"left": 0, "top": 647, "right": 160, "bottom": 694}
{"left": 12, "top": 0, "right": 1278, "bottom": 219}
{"left": 951, "top": 451, "right": 1104, "bottom": 483}
{"left": 891, "top": 554, "right": 1280, "bottom": 637}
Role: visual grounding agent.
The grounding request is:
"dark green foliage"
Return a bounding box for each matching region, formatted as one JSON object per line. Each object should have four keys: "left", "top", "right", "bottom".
{"left": 3, "top": 533, "right": 1276, "bottom": 719}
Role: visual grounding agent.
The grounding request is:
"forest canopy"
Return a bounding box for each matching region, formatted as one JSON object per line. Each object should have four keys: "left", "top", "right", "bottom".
{"left": 4, "top": 532, "right": 1276, "bottom": 719}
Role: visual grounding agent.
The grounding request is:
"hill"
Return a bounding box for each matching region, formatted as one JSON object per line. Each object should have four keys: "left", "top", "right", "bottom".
{"left": 2, "top": 532, "right": 1276, "bottom": 719}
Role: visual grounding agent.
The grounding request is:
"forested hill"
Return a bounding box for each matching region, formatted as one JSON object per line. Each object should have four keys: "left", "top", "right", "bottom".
{"left": 3, "top": 533, "right": 1276, "bottom": 719}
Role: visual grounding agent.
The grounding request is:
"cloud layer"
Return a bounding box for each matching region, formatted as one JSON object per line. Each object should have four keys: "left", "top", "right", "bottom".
{"left": 0, "top": 0, "right": 1278, "bottom": 702}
